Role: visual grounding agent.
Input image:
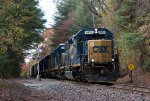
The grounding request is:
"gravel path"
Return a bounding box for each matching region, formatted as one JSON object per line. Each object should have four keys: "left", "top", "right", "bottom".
{"left": 15, "top": 78, "right": 150, "bottom": 101}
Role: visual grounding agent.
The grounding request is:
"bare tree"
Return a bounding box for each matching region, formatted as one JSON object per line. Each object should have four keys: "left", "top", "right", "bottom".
{"left": 81, "top": 0, "right": 109, "bottom": 17}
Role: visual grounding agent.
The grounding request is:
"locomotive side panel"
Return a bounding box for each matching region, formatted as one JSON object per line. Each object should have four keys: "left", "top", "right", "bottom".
{"left": 54, "top": 44, "right": 65, "bottom": 68}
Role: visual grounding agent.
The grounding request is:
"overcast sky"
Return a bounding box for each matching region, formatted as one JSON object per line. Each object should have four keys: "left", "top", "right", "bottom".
{"left": 25, "top": 0, "right": 56, "bottom": 63}
{"left": 38, "top": 0, "right": 56, "bottom": 28}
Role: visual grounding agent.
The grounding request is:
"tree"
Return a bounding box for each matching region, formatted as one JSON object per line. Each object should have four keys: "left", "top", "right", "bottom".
{"left": 70, "top": 1, "right": 93, "bottom": 33}
{"left": 0, "top": 0, "right": 46, "bottom": 78}
{"left": 52, "top": 0, "right": 94, "bottom": 47}
{"left": 113, "top": 0, "right": 150, "bottom": 70}
{"left": 51, "top": 0, "right": 76, "bottom": 47}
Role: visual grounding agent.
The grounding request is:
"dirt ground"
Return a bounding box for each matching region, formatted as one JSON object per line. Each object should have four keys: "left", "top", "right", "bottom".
{"left": 116, "top": 68, "right": 150, "bottom": 87}
{"left": 0, "top": 79, "right": 37, "bottom": 101}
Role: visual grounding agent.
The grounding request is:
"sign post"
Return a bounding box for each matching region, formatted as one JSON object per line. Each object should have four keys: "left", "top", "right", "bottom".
{"left": 36, "top": 47, "right": 41, "bottom": 81}
{"left": 130, "top": 70, "right": 133, "bottom": 83}
{"left": 128, "top": 63, "right": 135, "bottom": 83}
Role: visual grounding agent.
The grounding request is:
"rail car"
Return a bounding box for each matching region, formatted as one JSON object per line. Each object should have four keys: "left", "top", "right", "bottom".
{"left": 31, "top": 28, "right": 120, "bottom": 82}
{"left": 30, "top": 63, "right": 38, "bottom": 77}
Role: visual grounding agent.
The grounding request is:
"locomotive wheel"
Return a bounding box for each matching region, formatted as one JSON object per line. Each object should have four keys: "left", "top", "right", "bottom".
{"left": 74, "top": 73, "right": 81, "bottom": 81}
{"left": 78, "top": 71, "right": 88, "bottom": 82}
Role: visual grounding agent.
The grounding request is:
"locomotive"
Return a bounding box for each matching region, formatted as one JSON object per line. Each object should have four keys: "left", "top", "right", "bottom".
{"left": 31, "top": 28, "right": 120, "bottom": 82}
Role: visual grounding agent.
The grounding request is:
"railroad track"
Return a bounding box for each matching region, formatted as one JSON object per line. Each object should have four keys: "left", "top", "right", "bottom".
{"left": 70, "top": 81, "right": 150, "bottom": 94}
{"left": 109, "top": 84, "right": 150, "bottom": 94}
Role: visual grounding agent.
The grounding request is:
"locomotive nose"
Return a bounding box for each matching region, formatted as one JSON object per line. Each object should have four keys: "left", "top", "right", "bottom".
{"left": 88, "top": 40, "right": 112, "bottom": 64}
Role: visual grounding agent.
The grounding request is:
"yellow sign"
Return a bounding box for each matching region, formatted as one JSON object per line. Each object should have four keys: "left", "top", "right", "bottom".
{"left": 128, "top": 64, "right": 135, "bottom": 70}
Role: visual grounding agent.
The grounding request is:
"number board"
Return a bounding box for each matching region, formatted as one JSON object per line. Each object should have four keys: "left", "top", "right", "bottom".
{"left": 85, "top": 31, "right": 94, "bottom": 34}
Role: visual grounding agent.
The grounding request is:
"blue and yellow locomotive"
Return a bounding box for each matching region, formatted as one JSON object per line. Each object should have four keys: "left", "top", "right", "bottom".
{"left": 32, "top": 28, "right": 120, "bottom": 82}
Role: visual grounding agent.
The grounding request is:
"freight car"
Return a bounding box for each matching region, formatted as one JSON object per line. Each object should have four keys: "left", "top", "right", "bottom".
{"left": 31, "top": 28, "right": 120, "bottom": 82}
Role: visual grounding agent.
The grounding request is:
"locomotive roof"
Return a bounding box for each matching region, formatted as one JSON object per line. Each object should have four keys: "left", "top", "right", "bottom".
{"left": 65, "top": 28, "right": 113, "bottom": 44}
{"left": 54, "top": 43, "right": 65, "bottom": 53}
{"left": 75, "top": 28, "right": 113, "bottom": 37}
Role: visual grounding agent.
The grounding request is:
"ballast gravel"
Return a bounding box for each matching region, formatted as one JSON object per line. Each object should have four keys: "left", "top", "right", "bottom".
{"left": 15, "top": 78, "right": 150, "bottom": 101}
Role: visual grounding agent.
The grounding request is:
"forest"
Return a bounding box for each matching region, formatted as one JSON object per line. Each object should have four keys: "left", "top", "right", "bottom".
{"left": 51, "top": 0, "right": 150, "bottom": 74}
{"left": 0, "top": 0, "right": 149, "bottom": 78}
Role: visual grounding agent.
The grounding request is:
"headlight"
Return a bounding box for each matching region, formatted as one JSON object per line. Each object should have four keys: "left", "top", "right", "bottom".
{"left": 95, "top": 28, "right": 98, "bottom": 33}
{"left": 91, "top": 59, "right": 94, "bottom": 62}
{"left": 112, "top": 59, "right": 114, "bottom": 62}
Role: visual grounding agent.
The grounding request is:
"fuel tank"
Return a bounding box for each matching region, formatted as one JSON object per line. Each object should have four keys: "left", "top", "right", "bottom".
{"left": 64, "top": 71, "right": 75, "bottom": 80}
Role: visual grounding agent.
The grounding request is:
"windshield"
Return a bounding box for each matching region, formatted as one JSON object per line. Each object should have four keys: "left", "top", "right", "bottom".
{"left": 92, "top": 46, "right": 108, "bottom": 53}
{"left": 86, "top": 35, "right": 112, "bottom": 40}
